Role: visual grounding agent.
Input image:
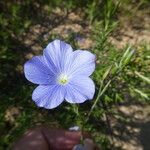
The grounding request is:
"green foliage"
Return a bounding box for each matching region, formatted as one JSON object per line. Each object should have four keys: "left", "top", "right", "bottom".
{"left": 0, "top": 0, "right": 149, "bottom": 149}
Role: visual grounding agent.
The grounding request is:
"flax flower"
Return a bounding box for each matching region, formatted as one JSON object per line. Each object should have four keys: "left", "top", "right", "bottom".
{"left": 24, "top": 40, "right": 95, "bottom": 109}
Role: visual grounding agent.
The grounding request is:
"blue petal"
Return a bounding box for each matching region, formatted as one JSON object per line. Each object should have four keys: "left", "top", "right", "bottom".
{"left": 44, "top": 39, "right": 73, "bottom": 73}
{"left": 65, "top": 76, "right": 95, "bottom": 103}
{"left": 32, "top": 85, "right": 65, "bottom": 109}
{"left": 24, "top": 56, "right": 56, "bottom": 84}
{"left": 65, "top": 50, "right": 96, "bottom": 77}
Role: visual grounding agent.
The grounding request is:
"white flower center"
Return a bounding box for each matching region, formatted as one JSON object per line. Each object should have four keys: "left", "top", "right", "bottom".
{"left": 57, "top": 74, "right": 69, "bottom": 85}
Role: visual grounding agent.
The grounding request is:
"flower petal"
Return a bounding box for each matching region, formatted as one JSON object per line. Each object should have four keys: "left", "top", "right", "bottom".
{"left": 65, "top": 76, "right": 95, "bottom": 103}
{"left": 24, "top": 56, "right": 56, "bottom": 84}
{"left": 32, "top": 85, "right": 65, "bottom": 109}
{"left": 66, "top": 50, "right": 96, "bottom": 77}
{"left": 44, "top": 39, "right": 73, "bottom": 73}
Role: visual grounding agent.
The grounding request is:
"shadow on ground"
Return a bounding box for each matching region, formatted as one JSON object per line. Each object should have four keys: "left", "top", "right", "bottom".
{"left": 110, "top": 101, "right": 150, "bottom": 150}
{"left": 140, "top": 121, "right": 150, "bottom": 150}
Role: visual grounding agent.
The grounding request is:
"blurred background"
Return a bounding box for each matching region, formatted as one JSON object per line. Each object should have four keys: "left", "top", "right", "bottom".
{"left": 0, "top": 0, "right": 149, "bottom": 149}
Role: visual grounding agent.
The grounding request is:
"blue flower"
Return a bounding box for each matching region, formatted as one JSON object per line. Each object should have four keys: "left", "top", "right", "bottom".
{"left": 24, "top": 39, "right": 96, "bottom": 109}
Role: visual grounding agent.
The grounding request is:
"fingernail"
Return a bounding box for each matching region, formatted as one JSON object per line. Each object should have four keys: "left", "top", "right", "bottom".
{"left": 72, "top": 144, "right": 86, "bottom": 150}
{"left": 69, "top": 126, "right": 80, "bottom": 131}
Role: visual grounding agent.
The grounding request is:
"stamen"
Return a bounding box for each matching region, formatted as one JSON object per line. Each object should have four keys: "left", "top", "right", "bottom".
{"left": 57, "top": 74, "right": 69, "bottom": 85}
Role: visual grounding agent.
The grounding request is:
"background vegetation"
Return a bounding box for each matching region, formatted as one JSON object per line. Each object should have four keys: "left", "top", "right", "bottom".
{"left": 0, "top": 0, "right": 149, "bottom": 149}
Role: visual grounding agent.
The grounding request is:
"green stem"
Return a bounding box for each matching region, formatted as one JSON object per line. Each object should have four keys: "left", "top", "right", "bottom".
{"left": 84, "top": 66, "right": 121, "bottom": 126}
{"left": 85, "top": 80, "right": 111, "bottom": 124}
{"left": 72, "top": 104, "right": 79, "bottom": 116}
{"left": 72, "top": 104, "right": 84, "bottom": 143}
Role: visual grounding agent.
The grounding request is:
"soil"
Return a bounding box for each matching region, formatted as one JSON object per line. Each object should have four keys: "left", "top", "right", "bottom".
{"left": 112, "top": 103, "right": 150, "bottom": 150}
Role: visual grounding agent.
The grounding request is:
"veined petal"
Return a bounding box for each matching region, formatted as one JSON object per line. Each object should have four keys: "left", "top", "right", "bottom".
{"left": 65, "top": 76, "right": 95, "bottom": 103}
{"left": 66, "top": 50, "right": 96, "bottom": 76}
{"left": 44, "top": 39, "right": 73, "bottom": 73}
{"left": 24, "top": 56, "right": 56, "bottom": 84}
{"left": 32, "top": 85, "right": 65, "bottom": 109}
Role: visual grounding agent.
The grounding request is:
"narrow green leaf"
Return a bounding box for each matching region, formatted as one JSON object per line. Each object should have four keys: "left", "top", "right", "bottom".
{"left": 102, "top": 66, "right": 112, "bottom": 81}
{"left": 134, "top": 88, "right": 149, "bottom": 100}
{"left": 123, "top": 49, "right": 134, "bottom": 65}
{"left": 135, "top": 71, "right": 150, "bottom": 84}
{"left": 119, "top": 46, "right": 134, "bottom": 68}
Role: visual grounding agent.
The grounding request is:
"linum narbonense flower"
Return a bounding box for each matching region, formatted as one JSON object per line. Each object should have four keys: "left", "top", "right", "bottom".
{"left": 24, "top": 39, "right": 96, "bottom": 109}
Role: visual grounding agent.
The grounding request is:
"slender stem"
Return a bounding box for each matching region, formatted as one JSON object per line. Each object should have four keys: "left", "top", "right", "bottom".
{"left": 84, "top": 68, "right": 121, "bottom": 125}
{"left": 85, "top": 80, "right": 111, "bottom": 123}
{"left": 73, "top": 104, "right": 79, "bottom": 116}
{"left": 72, "top": 104, "right": 84, "bottom": 143}
{"left": 81, "top": 66, "right": 123, "bottom": 141}
{"left": 101, "top": 100, "right": 114, "bottom": 144}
